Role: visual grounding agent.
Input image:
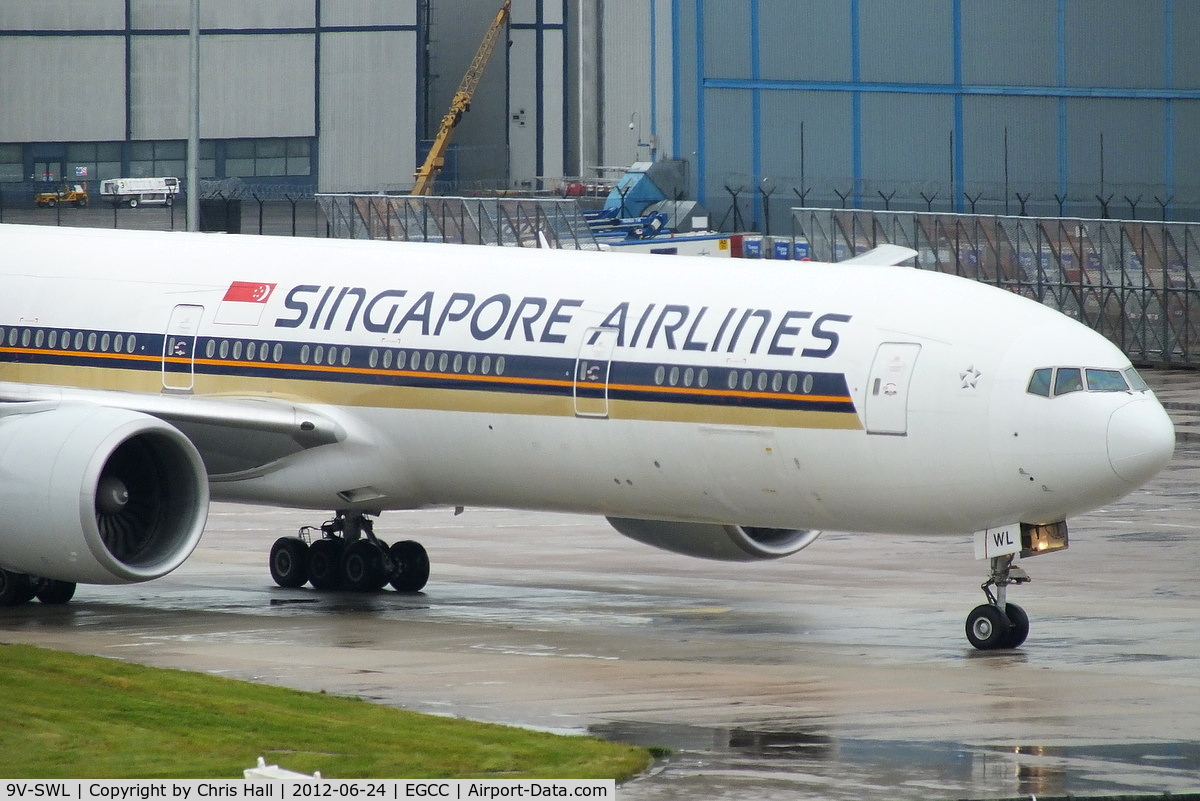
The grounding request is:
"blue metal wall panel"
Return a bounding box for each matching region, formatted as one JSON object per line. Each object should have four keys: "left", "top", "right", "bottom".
{"left": 961, "top": 1, "right": 1058, "bottom": 87}
{"left": 667, "top": 0, "right": 1200, "bottom": 222}
{"left": 858, "top": 0, "right": 953, "bottom": 84}
{"left": 1065, "top": 0, "right": 1163, "bottom": 90}
{"left": 758, "top": 0, "right": 851, "bottom": 83}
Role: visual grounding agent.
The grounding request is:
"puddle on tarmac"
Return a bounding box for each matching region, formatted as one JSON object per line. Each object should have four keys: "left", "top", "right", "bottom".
{"left": 592, "top": 721, "right": 1200, "bottom": 801}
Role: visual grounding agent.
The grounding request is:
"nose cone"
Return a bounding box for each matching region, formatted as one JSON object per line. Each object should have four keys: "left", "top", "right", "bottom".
{"left": 1108, "top": 397, "right": 1176, "bottom": 484}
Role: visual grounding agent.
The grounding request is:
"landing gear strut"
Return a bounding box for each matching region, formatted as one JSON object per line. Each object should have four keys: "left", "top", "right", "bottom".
{"left": 965, "top": 554, "right": 1030, "bottom": 650}
{"left": 269, "top": 510, "right": 430, "bottom": 594}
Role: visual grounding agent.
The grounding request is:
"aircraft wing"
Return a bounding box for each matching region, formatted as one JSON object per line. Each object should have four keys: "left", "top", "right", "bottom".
{"left": 840, "top": 244, "right": 919, "bottom": 265}
{"left": 0, "top": 381, "right": 344, "bottom": 478}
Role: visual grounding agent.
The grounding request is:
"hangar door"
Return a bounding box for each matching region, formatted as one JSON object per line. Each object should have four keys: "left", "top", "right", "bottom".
{"left": 865, "top": 342, "right": 921, "bottom": 435}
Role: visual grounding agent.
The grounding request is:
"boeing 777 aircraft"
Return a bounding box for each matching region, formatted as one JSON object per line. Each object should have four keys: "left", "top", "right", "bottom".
{"left": 0, "top": 223, "right": 1175, "bottom": 649}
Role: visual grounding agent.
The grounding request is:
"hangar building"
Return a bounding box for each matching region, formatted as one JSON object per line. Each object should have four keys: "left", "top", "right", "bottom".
{"left": 2, "top": 1, "right": 1197, "bottom": 228}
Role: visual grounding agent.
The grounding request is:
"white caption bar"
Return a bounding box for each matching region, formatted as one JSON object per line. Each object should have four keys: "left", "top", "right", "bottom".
{"left": 0, "top": 781, "right": 617, "bottom": 801}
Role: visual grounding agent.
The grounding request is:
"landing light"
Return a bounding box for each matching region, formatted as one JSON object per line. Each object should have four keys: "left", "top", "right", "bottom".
{"left": 1021, "top": 522, "right": 1069, "bottom": 558}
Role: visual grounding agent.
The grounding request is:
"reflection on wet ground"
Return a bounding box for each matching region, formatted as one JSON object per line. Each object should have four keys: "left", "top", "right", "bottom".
{"left": 600, "top": 721, "right": 1200, "bottom": 800}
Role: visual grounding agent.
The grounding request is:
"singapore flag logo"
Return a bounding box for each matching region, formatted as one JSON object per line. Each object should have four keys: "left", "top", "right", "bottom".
{"left": 215, "top": 280, "right": 277, "bottom": 325}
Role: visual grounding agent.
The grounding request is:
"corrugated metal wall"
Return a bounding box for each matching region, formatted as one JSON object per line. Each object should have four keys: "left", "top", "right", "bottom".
{"left": 578, "top": 0, "right": 672, "bottom": 182}
{"left": 0, "top": 0, "right": 418, "bottom": 193}
{"left": 507, "top": 0, "right": 567, "bottom": 191}
{"left": 318, "top": 27, "right": 417, "bottom": 192}
{"left": 0, "top": 35, "right": 126, "bottom": 142}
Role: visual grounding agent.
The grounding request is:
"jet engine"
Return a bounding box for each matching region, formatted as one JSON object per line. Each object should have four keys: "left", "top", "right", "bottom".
{"left": 607, "top": 517, "right": 821, "bottom": 562}
{"left": 0, "top": 404, "right": 209, "bottom": 584}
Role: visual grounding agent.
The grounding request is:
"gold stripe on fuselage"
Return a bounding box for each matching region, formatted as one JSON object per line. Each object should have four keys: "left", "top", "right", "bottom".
{"left": 4, "top": 357, "right": 865, "bottom": 431}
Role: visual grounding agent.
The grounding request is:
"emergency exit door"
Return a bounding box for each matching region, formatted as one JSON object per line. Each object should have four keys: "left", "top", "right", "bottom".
{"left": 163, "top": 304, "right": 204, "bottom": 391}
{"left": 574, "top": 327, "right": 617, "bottom": 417}
{"left": 865, "top": 342, "right": 921, "bottom": 435}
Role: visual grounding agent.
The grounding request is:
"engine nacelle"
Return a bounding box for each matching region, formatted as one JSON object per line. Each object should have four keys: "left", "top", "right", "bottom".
{"left": 607, "top": 517, "right": 821, "bottom": 562}
{"left": 0, "top": 404, "right": 209, "bottom": 584}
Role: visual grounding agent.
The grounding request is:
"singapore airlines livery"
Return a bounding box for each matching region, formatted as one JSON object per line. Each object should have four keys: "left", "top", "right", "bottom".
{"left": 0, "top": 223, "right": 1174, "bottom": 649}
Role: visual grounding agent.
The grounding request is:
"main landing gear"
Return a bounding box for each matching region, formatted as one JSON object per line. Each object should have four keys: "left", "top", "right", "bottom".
{"left": 0, "top": 571, "right": 77, "bottom": 606}
{"left": 268, "top": 510, "right": 430, "bottom": 594}
{"left": 965, "top": 554, "right": 1031, "bottom": 650}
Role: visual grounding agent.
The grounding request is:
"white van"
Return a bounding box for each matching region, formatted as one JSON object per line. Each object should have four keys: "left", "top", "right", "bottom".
{"left": 100, "top": 177, "right": 181, "bottom": 208}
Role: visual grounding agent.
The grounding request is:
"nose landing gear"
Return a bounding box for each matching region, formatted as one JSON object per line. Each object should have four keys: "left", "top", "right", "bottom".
{"left": 268, "top": 510, "right": 430, "bottom": 594}
{"left": 966, "top": 554, "right": 1031, "bottom": 650}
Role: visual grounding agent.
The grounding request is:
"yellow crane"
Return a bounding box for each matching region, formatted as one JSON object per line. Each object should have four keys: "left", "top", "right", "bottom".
{"left": 412, "top": 0, "right": 511, "bottom": 196}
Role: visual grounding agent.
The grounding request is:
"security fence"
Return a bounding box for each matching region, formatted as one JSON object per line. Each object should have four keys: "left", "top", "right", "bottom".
{"left": 791, "top": 208, "right": 1200, "bottom": 367}
{"left": 0, "top": 179, "right": 321, "bottom": 237}
{"left": 318, "top": 194, "right": 600, "bottom": 250}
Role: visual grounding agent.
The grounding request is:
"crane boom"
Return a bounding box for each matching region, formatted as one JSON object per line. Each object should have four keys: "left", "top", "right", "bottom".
{"left": 412, "top": 0, "right": 511, "bottom": 196}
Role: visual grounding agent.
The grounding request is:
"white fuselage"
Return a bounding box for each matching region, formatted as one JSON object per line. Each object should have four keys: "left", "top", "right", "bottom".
{"left": 0, "top": 224, "right": 1175, "bottom": 536}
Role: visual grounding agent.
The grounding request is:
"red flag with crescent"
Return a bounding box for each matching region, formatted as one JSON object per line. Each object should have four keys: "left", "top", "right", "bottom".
{"left": 216, "top": 281, "right": 277, "bottom": 325}
{"left": 222, "top": 281, "right": 276, "bottom": 303}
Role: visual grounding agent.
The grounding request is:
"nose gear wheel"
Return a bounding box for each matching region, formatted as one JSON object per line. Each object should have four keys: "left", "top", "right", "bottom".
{"left": 966, "top": 554, "right": 1031, "bottom": 650}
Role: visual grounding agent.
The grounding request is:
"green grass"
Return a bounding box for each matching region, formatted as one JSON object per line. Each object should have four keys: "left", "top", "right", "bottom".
{"left": 0, "top": 644, "right": 650, "bottom": 780}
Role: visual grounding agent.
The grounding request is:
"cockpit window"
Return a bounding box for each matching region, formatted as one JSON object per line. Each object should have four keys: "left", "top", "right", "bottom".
{"left": 1027, "top": 366, "right": 1147, "bottom": 398}
{"left": 1053, "top": 367, "right": 1084, "bottom": 396}
{"left": 1027, "top": 368, "right": 1052, "bottom": 397}
{"left": 1123, "top": 366, "right": 1150, "bottom": 391}
{"left": 1086, "top": 368, "right": 1130, "bottom": 392}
